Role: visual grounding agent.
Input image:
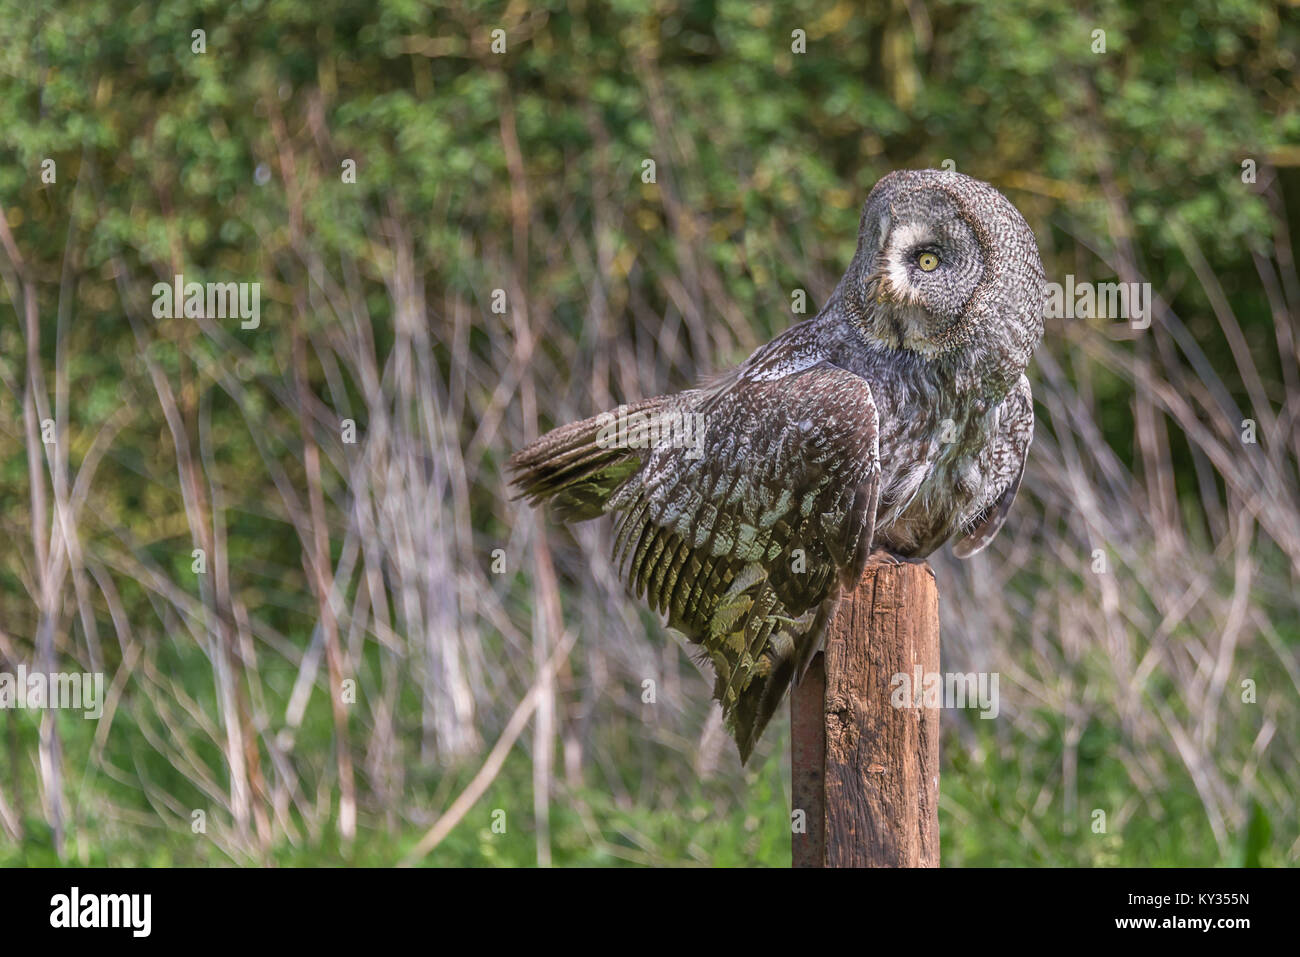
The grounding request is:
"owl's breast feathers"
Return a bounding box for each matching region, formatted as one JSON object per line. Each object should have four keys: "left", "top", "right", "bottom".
{"left": 509, "top": 360, "right": 881, "bottom": 762}
{"left": 868, "top": 370, "right": 1034, "bottom": 557}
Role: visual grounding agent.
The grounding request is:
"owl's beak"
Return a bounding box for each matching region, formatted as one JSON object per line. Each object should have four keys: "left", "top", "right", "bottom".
{"left": 872, "top": 263, "right": 898, "bottom": 304}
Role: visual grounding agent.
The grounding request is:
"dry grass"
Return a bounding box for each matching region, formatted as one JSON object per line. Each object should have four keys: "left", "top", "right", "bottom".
{"left": 0, "top": 98, "right": 1296, "bottom": 864}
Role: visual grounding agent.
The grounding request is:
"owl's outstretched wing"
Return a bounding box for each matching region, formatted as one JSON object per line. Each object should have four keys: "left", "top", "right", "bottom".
{"left": 952, "top": 374, "right": 1033, "bottom": 558}
{"left": 606, "top": 361, "right": 880, "bottom": 761}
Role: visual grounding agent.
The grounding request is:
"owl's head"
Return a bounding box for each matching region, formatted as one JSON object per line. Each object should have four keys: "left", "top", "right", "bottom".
{"left": 842, "top": 169, "right": 1044, "bottom": 386}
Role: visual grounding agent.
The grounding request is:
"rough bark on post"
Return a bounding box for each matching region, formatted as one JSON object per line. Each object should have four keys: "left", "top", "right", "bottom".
{"left": 791, "top": 560, "right": 940, "bottom": 867}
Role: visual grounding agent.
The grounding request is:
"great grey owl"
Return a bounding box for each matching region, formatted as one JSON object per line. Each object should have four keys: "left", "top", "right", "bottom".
{"left": 510, "top": 169, "right": 1045, "bottom": 762}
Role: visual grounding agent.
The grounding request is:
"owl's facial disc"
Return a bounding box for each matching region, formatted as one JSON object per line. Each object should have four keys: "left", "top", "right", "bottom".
{"left": 854, "top": 186, "right": 985, "bottom": 356}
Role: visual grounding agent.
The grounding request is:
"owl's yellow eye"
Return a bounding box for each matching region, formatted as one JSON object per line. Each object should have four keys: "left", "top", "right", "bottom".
{"left": 917, "top": 252, "right": 940, "bottom": 272}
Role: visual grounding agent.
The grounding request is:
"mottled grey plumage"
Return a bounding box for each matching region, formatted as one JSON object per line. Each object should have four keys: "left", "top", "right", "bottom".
{"left": 510, "top": 169, "right": 1045, "bottom": 762}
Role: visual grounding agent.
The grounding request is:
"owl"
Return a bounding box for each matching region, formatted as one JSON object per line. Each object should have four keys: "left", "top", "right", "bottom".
{"left": 510, "top": 169, "right": 1045, "bottom": 762}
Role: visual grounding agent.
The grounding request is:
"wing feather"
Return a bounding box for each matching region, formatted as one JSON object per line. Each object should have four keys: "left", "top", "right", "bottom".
{"left": 624, "top": 361, "right": 880, "bottom": 760}
{"left": 512, "top": 357, "right": 882, "bottom": 762}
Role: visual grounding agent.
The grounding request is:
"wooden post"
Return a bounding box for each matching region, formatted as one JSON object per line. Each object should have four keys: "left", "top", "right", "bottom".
{"left": 791, "top": 560, "right": 940, "bottom": 867}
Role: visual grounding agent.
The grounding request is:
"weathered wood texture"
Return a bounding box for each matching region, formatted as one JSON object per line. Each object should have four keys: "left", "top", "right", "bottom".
{"left": 790, "top": 652, "right": 826, "bottom": 868}
{"left": 791, "top": 561, "right": 940, "bottom": 867}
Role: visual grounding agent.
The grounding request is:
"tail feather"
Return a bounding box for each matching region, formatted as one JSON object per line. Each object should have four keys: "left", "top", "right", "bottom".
{"left": 508, "top": 398, "right": 667, "bottom": 521}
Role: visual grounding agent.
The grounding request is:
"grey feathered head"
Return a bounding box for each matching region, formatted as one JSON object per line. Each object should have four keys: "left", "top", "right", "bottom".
{"left": 839, "top": 169, "right": 1045, "bottom": 395}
